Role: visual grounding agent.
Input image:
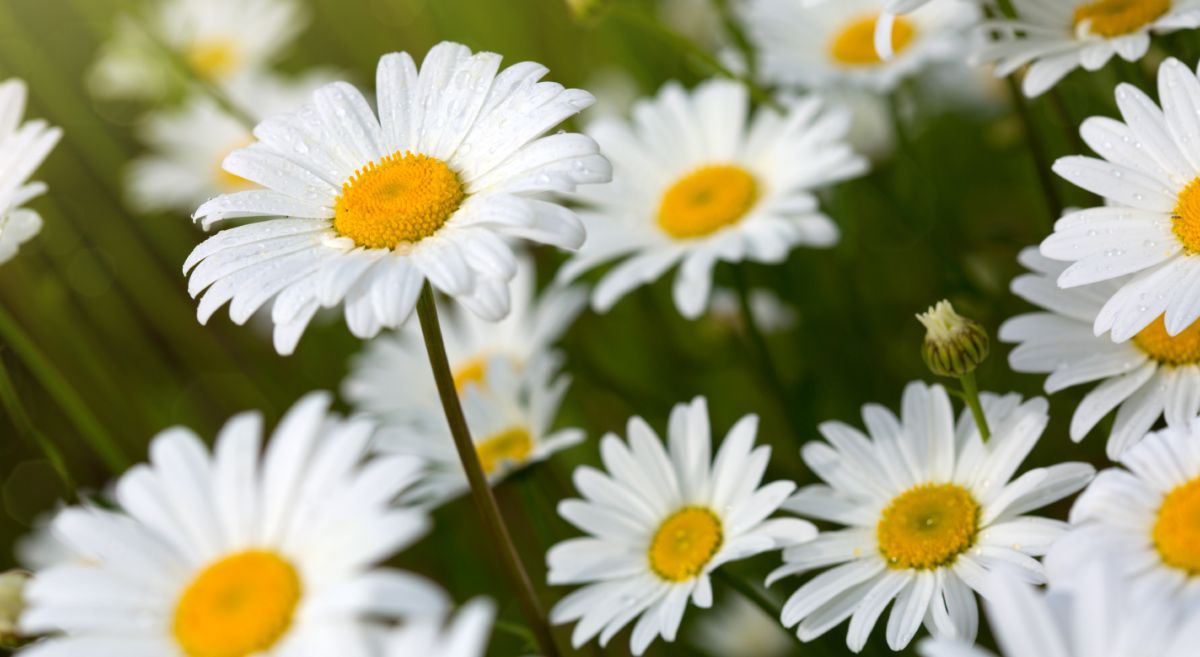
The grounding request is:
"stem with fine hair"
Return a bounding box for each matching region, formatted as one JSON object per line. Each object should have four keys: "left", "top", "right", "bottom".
{"left": 959, "top": 370, "right": 991, "bottom": 442}
{"left": 0, "top": 350, "right": 74, "bottom": 494}
{"left": 414, "top": 283, "right": 562, "bottom": 657}
{"left": 0, "top": 305, "right": 128, "bottom": 472}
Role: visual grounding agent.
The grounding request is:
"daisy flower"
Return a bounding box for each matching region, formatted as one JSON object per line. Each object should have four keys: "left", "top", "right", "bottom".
{"left": 1048, "top": 418, "right": 1200, "bottom": 606}
{"left": 19, "top": 392, "right": 448, "bottom": 657}
{"left": 342, "top": 256, "right": 586, "bottom": 425}
{"left": 560, "top": 78, "right": 866, "bottom": 319}
{"left": 1000, "top": 248, "right": 1200, "bottom": 457}
{"left": 185, "top": 42, "right": 610, "bottom": 355}
{"left": 740, "top": 0, "right": 979, "bottom": 93}
{"left": 126, "top": 72, "right": 334, "bottom": 214}
{"left": 89, "top": 0, "right": 307, "bottom": 101}
{"left": 1041, "top": 58, "right": 1200, "bottom": 341}
{"left": 373, "top": 355, "right": 584, "bottom": 507}
{"left": 919, "top": 556, "right": 1200, "bottom": 657}
{"left": 975, "top": 0, "right": 1200, "bottom": 97}
{"left": 379, "top": 600, "right": 495, "bottom": 657}
{"left": 547, "top": 397, "right": 816, "bottom": 655}
{"left": 0, "top": 78, "right": 62, "bottom": 266}
{"left": 771, "top": 382, "right": 1094, "bottom": 652}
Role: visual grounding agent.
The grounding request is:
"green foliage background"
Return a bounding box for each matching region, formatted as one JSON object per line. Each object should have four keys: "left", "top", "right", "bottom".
{"left": 0, "top": 0, "right": 1187, "bottom": 654}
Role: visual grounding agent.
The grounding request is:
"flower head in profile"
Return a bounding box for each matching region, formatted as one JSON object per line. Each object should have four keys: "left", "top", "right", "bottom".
{"left": 1050, "top": 419, "right": 1200, "bottom": 606}
{"left": 741, "top": 0, "right": 978, "bottom": 93}
{"left": 975, "top": 0, "right": 1200, "bottom": 97}
{"left": 772, "top": 382, "right": 1094, "bottom": 652}
{"left": 0, "top": 79, "right": 62, "bottom": 266}
{"left": 548, "top": 397, "right": 815, "bottom": 655}
{"left": 373, "top": 355, "right": 584, "bottom": 507}
{"left": 186, "top": 42, "right": 610, "bottom": 354}
{"left": 920, "top": 556, "right": 1200, "bottom": 657}
{"left": 20, "top": 392, "right": 447, "bottom": 657}
{"left": 1001, "top": 248, "right": 1200, "bottom": 457}
{"left": 126, "top": 72, "right": 334, "bottom": 215}
{"left": 917, "top": 300, "right": 990, "bottom": 378}
{"left": 1041, "top": 58, "right": 1200, "bottom": 342}
{"left": 89, "top": 0, "right": 308, "bottom": 101}
{"left": 561, "top": 78, "right": 866, "bottom": 319}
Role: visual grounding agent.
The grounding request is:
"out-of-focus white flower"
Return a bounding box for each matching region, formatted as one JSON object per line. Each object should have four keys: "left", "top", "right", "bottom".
{"left": 689, "top": 595, "right": 793, "bottom": 657}
{"left": 709, "top": 286, "right": 799, "bottom": 333}
{"left": 0, "top": 79, "right": 62, "bottom": 266}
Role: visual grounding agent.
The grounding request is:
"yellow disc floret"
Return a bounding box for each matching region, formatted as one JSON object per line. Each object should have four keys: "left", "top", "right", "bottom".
{"left": 1073, "top": 0, "right": 1170, "bottom": 37}
{"left": 648, "top": 507, "right": 723, "bottom": 582}
{"left": 1153, "top": 476, "right": 1200, "bottom": 574}
{"left": 657, "top": 165, "right": 759, "bottom": 239}
{"left": 453, "top": 357, "right": 489, "bottom": 393}
{"left": 1133, "top": 316, "right": 1200, "bottom": 366}
{"left": 173, "top": 551, "right": 302, "bottom": 657}
{"left": 187, "top": 39, "right": 241, "bottom": 80}
{"left": 476, "top": 427, "right": 535, "bottom": 475}
{"left": 1173, "top": 177, "right": 1200, "bottom": 254}
{"left": 830, "top": 14, "right": 917, "bottom": 66}
{"left": 333, "top": 151, "right": 466, "bottom": 250}
{"left": 877, "top": 483, "right": 980, "bottom": 570}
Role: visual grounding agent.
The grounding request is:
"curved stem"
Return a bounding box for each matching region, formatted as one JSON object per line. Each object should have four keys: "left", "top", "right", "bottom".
{"left": 0, "top": 305, "right": 127, "bottom": 472}
{"left": 0, "top": 350, "right": 74, "bottom": 495}
{"left": 414, "top": 283, "right": 562, "bottom": 657}
{"left": 959, "top": 371, "right": 991, "bottom": 442}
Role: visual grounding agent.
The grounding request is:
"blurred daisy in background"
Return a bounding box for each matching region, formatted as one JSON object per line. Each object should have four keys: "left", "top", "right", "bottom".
{"left": 373, "top": 355, "right": 584, "bottom": 507}
{"left": 709, "top": 286, "right": 799, "bottom": 334}
{"left": 89, "top": 0, "right": 308, "bottom": 101}
{"left": 920, "top": 556, "right": 1200, "bottom": 657}
{"left": 975, "top": 0, "right": 1200, "bottom": 97}
{"left": 380, "top": 600, "right": 496, "bottom": 657}
{"left": 561, "top": 78, "right": 866, "bottom": 319}
{"left": 740, "top": 0, "right": 978, "bottom": 93}
{"left": 342, "top": 256, "right": 586, "bottom": 426}
{"left": 1001, "top": 248, "right": 1200, "bottom": 458}
{"left": 772, "top": 383, "right": 1094, "bottom": 652}
{"left": 658, "top": 0, "right": 728, "bottom": 52}
{"left": 19, "top": 392, "right": 448, "bottom": 657}
{"left": 688, "top": 595, "right": 794, "bottom": 657}
{"left": 186, "top": 42, "right": 609, "bottom": 354}
{"left": 1050, "top": 419, "right": 1200, "bottom": 606}
{"left": 0, "top": 78, "right": 62, "bottom": 266}
{"left": 1042, "top": 58, "right": 1200, "bottom": 341}
{"left": 125, "top": 72, "right": 334, "bottom": 214}
{"left": 547, "top": 397, "right": 816, "bottom": 655}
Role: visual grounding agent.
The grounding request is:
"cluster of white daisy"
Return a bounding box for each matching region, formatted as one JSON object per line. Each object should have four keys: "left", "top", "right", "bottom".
{"left": 2, "top": 0, "right": 1200, "bottom": 656}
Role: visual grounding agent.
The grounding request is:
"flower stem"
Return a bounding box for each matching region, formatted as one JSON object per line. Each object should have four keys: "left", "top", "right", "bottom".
{"left": 1003, "top": 76, "right": 1061, "bottom": 230}
{"left": 712, "top": 570, "right": 802, "bottom": 647}
{"left": 732, "top": 265, "right": 800, "bottom": 437}
{"left": 0, "top": 305, "right": 128, "bottom": 472}
{"left": 0, "top": 350, "right": 74, "bottom": 495}
{"left": 414, "top": 283, "right": 562, "bottom": 657}
{"left": 958, "top": 370, "right": 991, "bottom": 442}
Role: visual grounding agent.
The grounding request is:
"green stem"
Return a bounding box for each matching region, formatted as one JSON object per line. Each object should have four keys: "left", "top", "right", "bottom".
{"left": 712, "top": 570, "right": 802, "bottom": 647}
{"left": 1003, "top": 76, "right": 1061, "bottom": 229}
{"left": 732, "top": 265, "right": 800, "bottom": 437}
{"left": 608, "top": 5, "right": 782, "bottom": 111}
{"left": 414, "top": 283, "right": 562, "bottom": 657}
{"left": 959, "top": 370, "right": 991, "bottom": 442}
{"left": 0, "top": 350, "right": 74, "bottom": 495}
{"left": 0, "top": 305, "right": 128, "bottom": 472}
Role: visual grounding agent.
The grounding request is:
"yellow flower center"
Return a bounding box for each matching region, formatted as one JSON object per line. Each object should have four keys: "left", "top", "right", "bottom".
{"left": 657, "top": 165, "right": 759, "bottom": 239}
{"left": 333, "top": 151, "right": 466, "bottom": 250}
{"left": 453, "top": 357, "right": 488, "bottom": 393}
{"left": 1173, "top": 177, "right": 1200, "bottom": 254}
{"left": 877, "top": 483, "right": 980, "bottom": 570}
{"left": 186, "top": 39, "right": 241, "bottom": 80}
{"left": 1153, "top": 476, "right": 1200, "bottom": 575}
{"left": 1073, "top": 0, "right": 1171, "bottom": 37}
{"left": 829, "top": 14, "right": 917, "bottom": 66}
{"left": 216, "top": 137, "right": 254, "bottom": 191}
{"left": 648, "top": 507, "right": 724, "bottom": 582}
{"left": 476, "top": 427, "right": 534, "bottom": 475}
{"left": 173, "top": 551, "right": 302, "bottom": 657}
{"left": 1133, "top": 316, "right": 1200, "bottom": 366}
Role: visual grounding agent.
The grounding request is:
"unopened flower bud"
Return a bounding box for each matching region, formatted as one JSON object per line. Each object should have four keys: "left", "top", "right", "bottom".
{"left": 0, "top": 570, "right": 29, "bottom": 648}
{"left": 566, "top": 0, "right": 612, "bottom": 24}
{"left": 917, "top": 300, "right": 989, "bottom": 378}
